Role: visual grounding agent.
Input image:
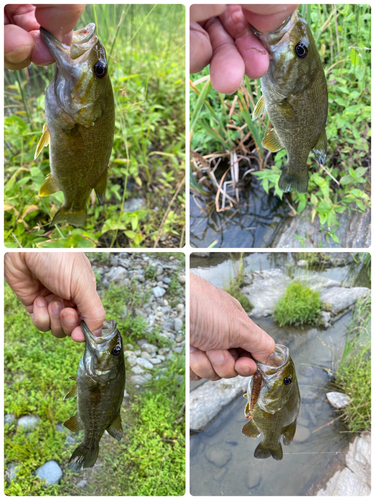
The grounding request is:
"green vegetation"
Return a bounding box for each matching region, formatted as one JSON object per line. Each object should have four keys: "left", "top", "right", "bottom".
{"left": 223, "top": 254, "right": 253, "bottom": 312}
{"left": 5, "top": 4, "right": 185, "bottom": 248}
{"left": 190, "top": 4, "right": 370, "bottom": 245}
{"left": 4, "top": 258, "right": 185, "bottom": 495}
{"left": 334, "top": 295, "right": 371, "bottom": 432}
{"left": 274, "top": 281, "right": 322, "bottom": 327}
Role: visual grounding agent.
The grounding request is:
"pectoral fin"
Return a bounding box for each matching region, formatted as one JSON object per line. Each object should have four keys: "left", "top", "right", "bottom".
{"left": 282, "top": 418, "right": 297, "bottom": 445}
{"left": 252, "top": 95, "right": 266, "bottom": 120}
{"left": 261, "top": 129, "right": 284, "bottom": 152}
{"left": 63, "top": 384, "right": 78, "bottom": 400}
{"left": 34, "top": 123, "right": 50, "bottom": 159}
{"left": 242, "top": 419, "right": 261, "bottom": 439}
{"left": 64, "top": 413, "right": 82, "bottom": 433}
{"left": 39, "top": 175, "right": 59, "bottom": 197}
{"left": 312, "top": 130, "right": 327, "bottom": 165}
{"left": 244, "top": 401, "right": 250, "bottom": 417}
{"left": 106, "top": 413, "right": 123, "bottom": 441}
{"left": 94, "top": 168, "right": 108, "bottom": 205}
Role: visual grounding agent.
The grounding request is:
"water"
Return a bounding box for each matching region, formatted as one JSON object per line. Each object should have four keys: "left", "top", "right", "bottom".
{"left": 190, "top": 253, "right": 368, "bottom": 496}
{"left": 190, "top": 179, "right": 289, "bottom": 248}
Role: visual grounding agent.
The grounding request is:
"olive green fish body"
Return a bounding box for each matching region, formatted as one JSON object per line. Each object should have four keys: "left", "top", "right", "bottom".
{"left": 64, "top": 320, "right": 125, "bottom": 471}
{"left": 36, "top": 23, "right": 115, "bottom": 226}
{"left": 242, "top": 345, "right": 300, "bottom": 460}
{"left": 253, "top": 10, "right": 328, "bottom": 193}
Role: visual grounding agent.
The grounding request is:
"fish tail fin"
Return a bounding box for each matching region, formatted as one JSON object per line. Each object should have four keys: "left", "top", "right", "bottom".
{"left": 68, "top": 444, "right": 99, "bottom": 471}
{"left": 51, "top": 207, "right": 87, "bottom": 227}
{"left": 254, "top": 442, "right": 283, "bottom": 461}
{"left": 278, "top": 167, "right": 308, "bottom": 194}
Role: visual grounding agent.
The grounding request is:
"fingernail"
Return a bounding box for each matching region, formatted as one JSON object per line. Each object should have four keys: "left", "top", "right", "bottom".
{"left": 6, "top": 46, "right": 32, "bottom": 64}
{"left": 36, "top": 296, "right": 47, "bottom": 308}
{"left": 190, "top": 345, "right": 197, "bottom": 353}
{"left": 207, "top": 350, "right": 225, "bottom": 365}
{"left": 61, "top": 312, "right": 76, "bottom": 326}
{"left": 51, "top": 301, "right": 63, "bottom": 318}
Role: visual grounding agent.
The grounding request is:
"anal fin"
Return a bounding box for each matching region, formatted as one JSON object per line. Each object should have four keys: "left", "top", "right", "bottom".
{"left": 106, "top": 413, "right": 123, "bottom": 441}
{"left": 94, "top": 168, "right": 108, "bottom": 205}
{"left": 34, "top": 122, "right": 50, "bottom": 159}
{"left": 64, "top": 413, "right": 82, "bottom": 433}
{"left": 39, "top": 175, "right": 59, "bottom": 197}
{"left": 312, "top": 129, "right": 327, "bottom": 165}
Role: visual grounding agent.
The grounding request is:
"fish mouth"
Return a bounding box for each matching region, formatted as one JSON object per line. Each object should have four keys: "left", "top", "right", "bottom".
{"left": 257, "top": 344, "right": 289, "bottom": 379}
{"left": 81, "top": 320, "right": 118, "bottom": 345}
{"left": 250, "top": 10, "right": 299, "bottom": 52}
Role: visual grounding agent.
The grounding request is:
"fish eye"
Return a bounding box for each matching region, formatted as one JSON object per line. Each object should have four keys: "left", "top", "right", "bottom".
{"left": 284, "top": 376, "right": 292, "bottom": 385}
{"left": 112, "top": 345, "right": 121, "bottom": 356}
{"left": 295, "top": 43, "right": 308, "bottom": 59}
{"left": 94, "top": 60, "right": 107, "bottom": 78}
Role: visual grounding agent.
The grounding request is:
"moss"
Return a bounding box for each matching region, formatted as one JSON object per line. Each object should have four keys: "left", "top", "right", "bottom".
{"left": 274, "top": 281, "right": 322, "bottom": 327}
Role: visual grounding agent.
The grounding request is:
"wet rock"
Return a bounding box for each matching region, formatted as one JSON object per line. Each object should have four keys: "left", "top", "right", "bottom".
{"left": 294, "top": 424, "right": 311, "bottom": 442}
{"left": 174, "top": 318, "right": 183, "bottom": 332}
{"left": 136, "top": 358, "right": 154, "bottom": 369}
{"left": 326, "top": 392, "right": 350, "bottom": 408}
{"left": 123, "top": 197, "right": 146, "bottom": 212}
{"left": 105, "top": 266, "right": 128, "bottom": 283}
{"left": 5, "top": 462, "right": 21, "bottom": 483}
{"left": 193, "top": 252, "right": 210, "bottom": 257}
{"left": 297, "top": 275, "right": 341, "bottom": 292}
{"left": 35, "top": 461, "right": 63, "bottom": 486}
{"left": 300, "top": 386, "right": 318, "bottom": 404}
{"left": 18, "top": 415, "right": 40, "bottom": 430}
{"left": 320, "top": 311, "right": 331, "bottom": 328}
{"left": 4, "top": 414, "right": 16, "bottom": 426}
{"left": 190, "top": 377, "right": 248, "bottom": 431}
{"left": 205, "top": 446, "right": 232, "bottom": 467}
{"left": 77, "top": 479, "right": 88, "bottom": 488}
{"left": 320, "top": 287, "right": 370, "bottom": 315}
{"left": 152, "top": 286, "right": 166, "bottom": 298}
{"left": 213, "top": 467, "right": 227, "bottom": 481}
{"left": 247, "top": 470, "right": 261, "bottom": 489}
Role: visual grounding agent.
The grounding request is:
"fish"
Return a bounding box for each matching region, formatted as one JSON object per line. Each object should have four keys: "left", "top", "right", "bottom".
{"left": 63, "top": 320, "right": 125, "bottom": 471}
{"left": 252, "top": 10, "right": 328, "bottom": 193}
{"left": 242, "top": 344, "right": 300, "bottom": 460}
{"left": 35, "top": 23, "right": 115, "bottom": 226}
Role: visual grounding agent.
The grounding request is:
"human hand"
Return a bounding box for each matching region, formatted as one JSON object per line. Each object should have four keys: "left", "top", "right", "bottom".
{"left": 190, "top": 273, "right": 275, "bottom": 381}
{"left": 190, "top": 4, "right": 298, "bottom": 93}
{"left": 4, "top": 4, "right": 85, "bottom": 70}
{"left": 4, "top": 252, "right": 105, "bottom": 342}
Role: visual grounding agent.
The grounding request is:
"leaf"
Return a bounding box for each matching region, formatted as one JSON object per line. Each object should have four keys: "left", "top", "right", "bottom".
{"left": 350, "top": 48, "right": 360, "bottom": 66}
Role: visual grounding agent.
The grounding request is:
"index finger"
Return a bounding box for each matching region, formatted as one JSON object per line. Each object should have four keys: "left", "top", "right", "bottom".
{"left": 190, "top": 4, "right": 227, "bottom": 23}
{"left": 241, "top": 4, "right": 299, "bottom": 32}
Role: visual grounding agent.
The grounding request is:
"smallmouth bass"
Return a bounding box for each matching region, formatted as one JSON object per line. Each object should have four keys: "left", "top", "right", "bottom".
{"left": 35, "top": 23, "right": 115, "bottom": 226}
{"left": 242, "top": 344, "right": 300, "bottom": 460}
{"left": 252, "top": 10, "right": 328, "bottom": 193}
{"left": 64, "top": 320, "right": 125, "bottom": 471}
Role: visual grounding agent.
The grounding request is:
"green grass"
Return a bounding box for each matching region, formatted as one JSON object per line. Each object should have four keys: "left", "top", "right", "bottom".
{"left": 190, "top": 4, "right": 370, "bottom": 245}
{"left": 4, "top": 4, "right": 185, "bottom": 248}
{"left": 223, "top": 253, "right": 253, "bottom": 312}
{"left": 274, "top": 281, "right": 322, "bottom": 327}
{"left": 4, "top": 255, "right": 185, "bottom": 495}
{"left": 334, "top": 295, "right": 371, "bottom": 432}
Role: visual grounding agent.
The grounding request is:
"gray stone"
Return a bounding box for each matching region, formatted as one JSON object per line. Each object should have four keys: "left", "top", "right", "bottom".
{"left": 155, "top": 265, "right": 163, "bottom": 276}
{"left": 4, "top": 413, "right": 16, "bottom": 426}
{"left": 320, "top": 311, "right": 331, "bottom": 328}
{"left": 213, "top": 467, "right": 227, "bottom": 481}
{"left": 297, "top": 260, "right": 308, "bottom": 267}
{"left": 130, "top": 374, "right": 152, "bottom": 385}
{"left": 141, "top": 351, "right": 152, "bottom": 360}
{"left": 174, "top": 318, "right": 183, "bottom": 332}
{"left": 300, "top": 386, "right": 318, "bottom": 404}
{"left": 136, "top": 358, "right": 154, "bottom": 369}
{"left": 65, "top": 435, "right": 75, "bottom": 445}
{"left": 137, "top": 339, "right": 148, "bottom": 347}
{"left": 293, "top": 425, "right": 311, "bottom": 442}
{"left": 326, "top": 391, "right": 350, "bottom": 409}
{"left": 247, "top": 470, "right": 261, "bottom": 489}
{"left": 173, "top": 346, "right": 184, "bottom": 354}
{"left": 163, "top": 277, "right": 171, "bottom": 284}
{"left": 127, "top": 357, "right": 137, "bottom": 367}
{"left": 123, "top": 197, "right": 146, "bottom": 212}
{"left": 123, "top": 390, "right": 130, "bottom": 398}
{"left": 177, "top": 275, "right": 185, "bottom": 284}
{"left": 149, "top": 358, "right": 162, "bottom": 365}
{"left": 35, "top": 461, "right": 63, "bottom": 486}
{"left": 320, "top": 287, "right": 370, "bottom": 315}
{"left": 124, "top": 350, "right": 137, "bottom": 359}
{"left": 55, "top": 423, "right": 67, "bottom": 433}
{"left": 6, "top": 462, "right": 21, "bottom": 483}
{"left": 152, "top": 286, "right": 166, "bottom": 298}
{"left": 296, "top": 275, "right": 341, "bottom": 292}
{"left": 316, "top": 467, "right": 370, "bottom": 496}
{"left": 346, "top": 432, "right": 371, "bottom": 487}
{"left": 105, "top": 266, "right": 128, "bottom": 283}
{"left": 18, "top": 415, "right": 40, "bottom": 430}
{"left": 193, "top": 252, "right": 210, "bottom": 257}
{"left": 131, "top": 365, "right": 145, "bottom": 375}
{"left": 135, "top": 308, "right": 146, "bottom": 318}
{"left": 142, "top": 343, "right": 158, "bottom": 354}
{"left": 190, "top": 377, "right": 248, "bottom": 431}
{"left": 205, "top": 446, "right": 232, "bottom": 467}
{"left": 77, "top": 479, "right": 88, "bottom": 488}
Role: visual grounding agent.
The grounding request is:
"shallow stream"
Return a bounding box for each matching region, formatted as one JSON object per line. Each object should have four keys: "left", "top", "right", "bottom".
{"left": 190, "top": 253, "right": 368, "bottom": 496}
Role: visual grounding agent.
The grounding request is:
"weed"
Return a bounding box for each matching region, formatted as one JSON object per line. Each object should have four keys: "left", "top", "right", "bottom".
{"left": 145, "top": 265, "right": 156, "bottom": 280}
{"left": 274, "top": 281, "right": 322, "bottom": 327}
{"left": 223, "top": 253, "right": 253, "bottom": 312}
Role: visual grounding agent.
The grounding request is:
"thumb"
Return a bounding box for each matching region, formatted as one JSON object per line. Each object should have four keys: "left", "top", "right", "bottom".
{"left": 231, "top": 311, "right": 275, "bottom": 363}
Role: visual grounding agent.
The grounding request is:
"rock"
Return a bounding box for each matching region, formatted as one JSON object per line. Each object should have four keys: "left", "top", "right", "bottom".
{"left": 247, "top": 470, "right": 261, "bottom": 489}
{"left": 141, "top": 351, "right": 152, "bottom": 360}
{"left": 190, "top": 377, "right": 248, "bottom": 431}
{"left": 142, "top": 343, "right": 158, "bottom": 354}
{"left": 123, "top": 390, "right": 130, "bottom": 398}
{"left": 213, "top": 468, "right": 227, "bottom": 481}
{"left": 137, "top": 339, "right": 148, "bottom": 347}
{"left": 173, "top": 346, "right": 184, "bottom": 354}
{"left": 6, "top": 462, "right": 21, "bottom": 483}
{"left": 320, "top": 287, "right": 370, "bottom": 315}
{"left": 149, "top": 358, "right": 162, "bottom": 365}
{"left": 77, "top": 479, "right": 87, "bottom": 488}
{"left": 177, "top": 275, "right": 185, "bottom": 284}
{"left": 124, "top": 350, "right": 137, "bottom": 358}
{"left": 127, "top": 357, "right": 137, "bottom": 367}
{"left": 241, "top": 270, "right": 292, "bottom": 317}
{"left": 320, "top": 311, "right": 331, "bottom": 328}
{"left": 135, "top": 308, "right": 147, "bottom": 318}
{"left": 163, "top": 277, "right": 171, "bottom": 284}
{"left": 293, "top": 425, "right": 311, "bottom": 442}
{"left": 35, "top": 461, "right": 63, "bottom": 486}
{"left": 296, "top": 275, "right": 341, "bottom": 292}
{"left": 123, "top": 197, "right": 146, "bottom": 212}
{"left": 326, "top": 392, "right": 350, "bottom": 408}
{"left": 65, "top": 435, "right": 75, "bottom": 446}
{"left": 205, "top": 446, "right": 232, "bottom": 467}
{"left": 105, "top": 267, "right": 128, "bottom": 283}
{"left": 131, "top": 365, "right": 145, "bottom": 375}
{"left": 136, "top": 358, "right": 154, "bottom": 369}
{"left": 297, "top": 260, "right": 308, "bottom": 267}
{"left": 4, "top": 414, "right": 16, "bottom": 426}
{"left": 192, "top": 252, "right": 210, "bottom": 257}
{"left": 316, "top": 467, "right": 370, "bottom": 496}
{"left": 18, "top": 415, "right": 40, "bottom": 431}
{"left": 130, "top": 374, "right": 152, "bottom": 385}
{"left": 300, "top": 386, "right": 318, "bottom": 404}
{"left": 174, "top": 318, "right": 183, "bottom": 332}
{"left": 55, "top": 423, "right": 67, "bottom": 433}
{"left": 175, "top": 334, "right": 184, "bottom": 343}
{"left": 155, "top": 265, "right": 163, "bottom": 276}
{"left": 152, "top": 286, "right": 166, "bottom": 298}
{"left": 346, "top": 432, "right": 371, "bottom": 487}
